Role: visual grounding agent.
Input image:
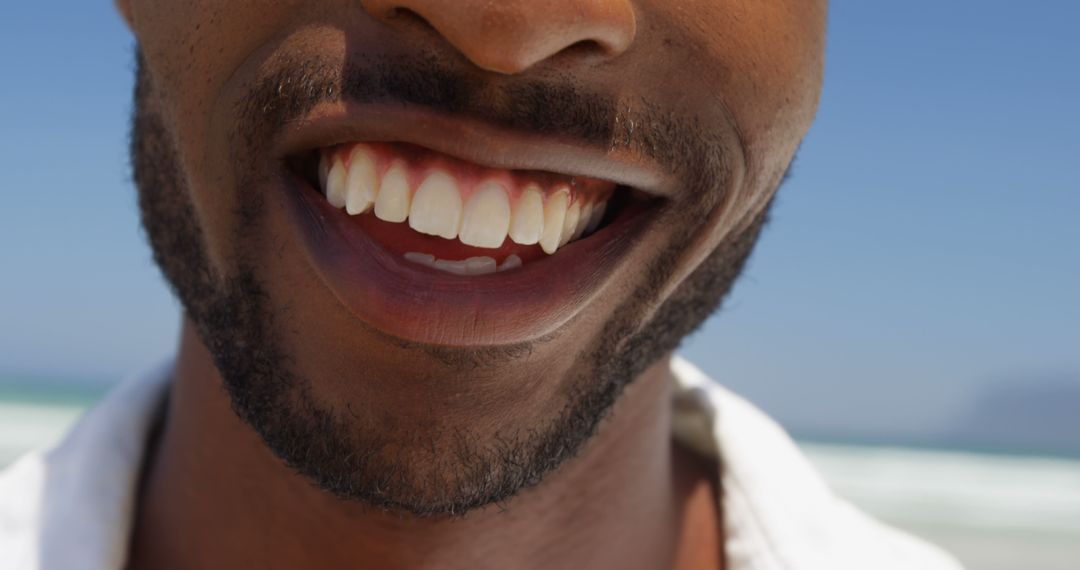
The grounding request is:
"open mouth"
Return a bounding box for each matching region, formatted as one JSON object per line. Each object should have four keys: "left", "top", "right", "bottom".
{"left": 288, "top": 141, "right": 651, "bottom": 277}
{"left": 271, "top": 105, "right": 665, "bottom": 345}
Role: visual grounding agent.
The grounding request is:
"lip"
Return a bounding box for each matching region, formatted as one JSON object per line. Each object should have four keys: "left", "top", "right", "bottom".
{"left": 272, "top": 102, "right": 675, "bottom": 199}
{"left": 270, "top": 106, "right": 663, "bottom": 346}
{"left": 281, "top": 171, "right": 653, "bottom": 346}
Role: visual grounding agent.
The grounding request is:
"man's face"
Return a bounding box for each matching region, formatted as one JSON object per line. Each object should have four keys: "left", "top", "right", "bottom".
{"left": 122, "top": 0, "right": 825, "bottom": 514}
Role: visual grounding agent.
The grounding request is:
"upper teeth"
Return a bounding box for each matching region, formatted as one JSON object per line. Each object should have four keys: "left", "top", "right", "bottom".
{"left": 319, "top": 144, "right": 611, "bottom": 255}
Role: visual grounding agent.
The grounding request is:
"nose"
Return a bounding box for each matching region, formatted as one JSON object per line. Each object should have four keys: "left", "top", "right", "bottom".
{"left": 360, "top": 0, "right": 637, "bottom": 74}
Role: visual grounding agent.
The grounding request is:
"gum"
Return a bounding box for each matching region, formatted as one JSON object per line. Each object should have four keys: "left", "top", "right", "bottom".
{"left": 325, "top": 141, "right": 615, "bottom": 207}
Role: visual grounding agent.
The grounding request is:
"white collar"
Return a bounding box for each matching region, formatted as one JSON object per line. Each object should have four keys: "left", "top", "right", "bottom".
{"left": 669, "top": 357, "right": 961, "bottom": 569}
{"left": 0, "top": 357, "right": 961, "bottom": 569}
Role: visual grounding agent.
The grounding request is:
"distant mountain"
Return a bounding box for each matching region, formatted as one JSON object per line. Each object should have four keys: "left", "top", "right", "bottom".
{"left": 945, "top": 377, "right": 1080, "bottom": 456}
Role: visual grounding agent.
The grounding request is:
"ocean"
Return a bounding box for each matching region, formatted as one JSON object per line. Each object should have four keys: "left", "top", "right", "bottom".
{"left": 2, "top": 394, "right": 1078, "bottom": 569}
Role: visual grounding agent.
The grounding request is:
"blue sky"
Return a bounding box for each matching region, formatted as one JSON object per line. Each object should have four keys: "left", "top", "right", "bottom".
{"left": 1, "top": 2, "right": 1077, "bottom": 438}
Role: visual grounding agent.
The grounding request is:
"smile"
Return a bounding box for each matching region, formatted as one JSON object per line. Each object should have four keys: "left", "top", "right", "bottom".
{"left": 275, "top": 104, "right": 664, "bottom": 345}
{"left": 313, "top": 141, "right": 620, "bottom": 276}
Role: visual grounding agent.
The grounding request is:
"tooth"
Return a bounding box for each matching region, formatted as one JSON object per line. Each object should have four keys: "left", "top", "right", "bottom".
{"left": 325, "top": 157, "right": 348, "bottom": 209}
{"left": 539, "top": 189, "right": 569, "bottom": 254}
{"left": 585, "top": 200, "right": 607, "bottom": 234}
{"left": 404, "top": 252, "right": 435, "bottom": 267}
{"left": 345, "top": 147, "right": 378, "bottom": 215}
{"left": 459, "top": 181, "right": 511, "bottom": 248}
{"left": 409, "top": 170, "right": 462, "bottom": 240}
{"left": 559, "top": 201, "right": 581, "bottom": 247}
{"left": 433, "top": 258, "right": 469, "bottom": 275}
{"left": 318, "top": 153, "right": 330, "bottom": 191}
{"left": 464, "top": 256, "right": 497, "bottom": 275}
{"left": 572, "top": 202, "right": 593, "bottom": 241}
{"left": 374, "top": 161, "right": 411, "bottom": 223}
{"left": 498, "top": 254, "right": 522, "bottom": 272}
{"left": 509, "top": 185, "right": 544, "bottom": 245}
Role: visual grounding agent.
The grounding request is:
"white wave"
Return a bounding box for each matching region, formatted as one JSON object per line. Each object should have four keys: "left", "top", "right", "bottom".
{"left": 801, "top": 442, "right": 1080, "bottom": 535}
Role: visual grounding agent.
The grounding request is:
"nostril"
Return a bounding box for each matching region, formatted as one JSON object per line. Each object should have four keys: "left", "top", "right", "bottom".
{"left": 563, "top": 38, "right": 608, "bottom": 58}
{"left": 386, "top": 7, "right": 439, "bottom": 35}
{"left": 531, "top": 39, "right": 609, "bottom": 70}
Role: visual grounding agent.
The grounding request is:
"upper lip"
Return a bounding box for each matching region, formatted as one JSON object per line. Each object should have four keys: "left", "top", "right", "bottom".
{"left": 271, "top": 100, "right": 675, "bottom": 198}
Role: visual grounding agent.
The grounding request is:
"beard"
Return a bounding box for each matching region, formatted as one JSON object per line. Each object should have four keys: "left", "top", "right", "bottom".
{"left": 132, "top": 50, "right": 772, "bottom": 517}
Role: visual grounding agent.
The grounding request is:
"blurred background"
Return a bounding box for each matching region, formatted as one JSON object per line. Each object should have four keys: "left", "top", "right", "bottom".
{"left": 1, "top": 2, "right": 1077, "bottom": 568}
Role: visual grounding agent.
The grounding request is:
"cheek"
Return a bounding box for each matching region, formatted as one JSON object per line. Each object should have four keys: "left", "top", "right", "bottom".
{"left": 688, "top": 1, "right": 823, "bottom": 205}
{"left": 131, "top": 0, "right": 308, "bottom": 269}
{"left": 639, "top": 0, "right": 825, "bottom": 299}
{"left": 668, "top": 0, "right": 825, "bottom": 149}
{"left": 131, "top": 0, "right": 305, "bottom": 163}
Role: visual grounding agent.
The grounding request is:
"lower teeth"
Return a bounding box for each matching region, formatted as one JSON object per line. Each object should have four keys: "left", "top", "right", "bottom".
{"left": 403, "top": 252, "right": 522, "bottom": 275}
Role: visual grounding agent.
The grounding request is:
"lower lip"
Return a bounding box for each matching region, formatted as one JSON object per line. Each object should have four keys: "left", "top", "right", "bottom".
{"left": 278, "top": 173, "right": 654, "bottom": 346}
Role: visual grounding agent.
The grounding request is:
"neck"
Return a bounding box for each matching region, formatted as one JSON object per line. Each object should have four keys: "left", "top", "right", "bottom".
{"left": 128, "top": 320, "right": 719, "bottom": 570}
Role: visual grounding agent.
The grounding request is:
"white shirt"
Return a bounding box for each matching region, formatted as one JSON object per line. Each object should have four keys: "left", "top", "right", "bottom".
{"left": 0, "top": 358, "right": 963, "bottom": 569}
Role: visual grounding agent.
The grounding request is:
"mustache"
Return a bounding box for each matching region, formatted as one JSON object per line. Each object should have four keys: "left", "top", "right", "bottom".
{"left": 241, "top": 55, "right": 615, "bottom": 147}
{"left": 235, "top": 53, "right": 725, "bottom": 187}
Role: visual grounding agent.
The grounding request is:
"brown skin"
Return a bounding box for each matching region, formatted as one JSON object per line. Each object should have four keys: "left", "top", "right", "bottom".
{"left": 116, "top": 0, "right": 824, "bottom": 568}
{"left": 130, "top": 321, "right": 721, "bottom": 570}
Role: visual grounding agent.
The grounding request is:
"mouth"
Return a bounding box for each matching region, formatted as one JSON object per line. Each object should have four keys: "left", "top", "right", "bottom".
{"left": 290, "top": 140, "right": 650, "bottom": 273}
{"left": 275, "top": 106, "right": 663, "bottom": 346}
